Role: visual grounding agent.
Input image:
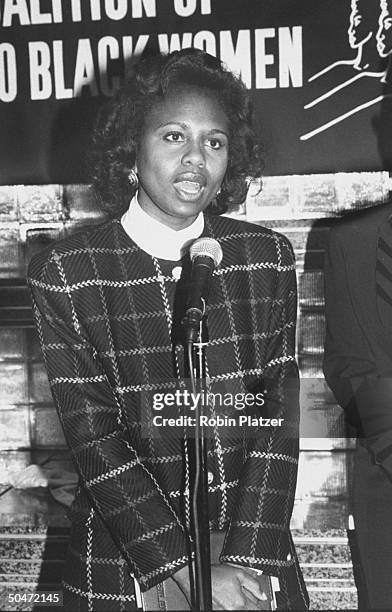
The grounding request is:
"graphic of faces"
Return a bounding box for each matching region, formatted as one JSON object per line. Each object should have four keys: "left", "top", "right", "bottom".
{"left": 377, "top": 0, "right": 392, "bottom": 56}
{"left": 348, "top": 0, "right": 375, "bottom": 48}
{"left": 349, "top": 0, "right": 392, "bottom": 57}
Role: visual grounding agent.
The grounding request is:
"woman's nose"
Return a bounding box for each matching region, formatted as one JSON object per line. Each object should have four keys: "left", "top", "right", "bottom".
{"left": 181, "top": 140, "right": 205, "bottom": 167}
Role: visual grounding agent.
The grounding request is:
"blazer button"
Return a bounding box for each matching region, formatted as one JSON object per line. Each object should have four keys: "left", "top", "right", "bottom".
{"left": 172, "top": 266, "right": 182, "bottom": 280}
{"left": 207, "top": 471, "right": 214, "bottom": 484}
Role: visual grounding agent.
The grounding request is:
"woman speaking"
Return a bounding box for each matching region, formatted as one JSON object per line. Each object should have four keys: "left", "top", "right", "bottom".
{"left": 28, "top": 49, "right": 308, "bottom": 610}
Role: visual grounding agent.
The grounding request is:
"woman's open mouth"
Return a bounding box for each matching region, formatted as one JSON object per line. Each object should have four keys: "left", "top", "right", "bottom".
{"left": 174, "top": 173, "right": 207, "bottom": 200}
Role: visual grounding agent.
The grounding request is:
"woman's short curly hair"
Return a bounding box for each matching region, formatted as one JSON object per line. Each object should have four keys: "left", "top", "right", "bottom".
{"left": 89, "top": 48, "right": 264, "bottom": 217}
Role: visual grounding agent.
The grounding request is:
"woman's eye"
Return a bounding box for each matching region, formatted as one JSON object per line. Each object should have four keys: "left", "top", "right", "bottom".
{"left": 164, "top": 132, "right": 184, "bottom": 142}
{"left": 207, "top": 138, "right": 224, "bottom": 150}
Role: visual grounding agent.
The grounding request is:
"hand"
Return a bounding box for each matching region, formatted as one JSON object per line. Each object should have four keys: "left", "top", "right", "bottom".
{"left": 210, "top": 563, "right": 268, "bottom": 610}
{"left": 172, "top": 562, "right": 269, "bottom": 610}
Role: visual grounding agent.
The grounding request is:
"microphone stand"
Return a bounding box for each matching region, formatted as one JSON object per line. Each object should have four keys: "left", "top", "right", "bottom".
{"left": 187, "top": 313, "right": 212, "bottom": 612}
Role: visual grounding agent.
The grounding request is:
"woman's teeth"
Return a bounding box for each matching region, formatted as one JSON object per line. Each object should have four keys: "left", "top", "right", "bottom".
{"left": 177, "top": 181, "right": 202, "bottom": 194}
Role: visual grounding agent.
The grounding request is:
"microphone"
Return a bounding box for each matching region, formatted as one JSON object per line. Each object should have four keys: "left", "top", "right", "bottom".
{"left": 184, "top": 238, "right": 223, "bottom": 343}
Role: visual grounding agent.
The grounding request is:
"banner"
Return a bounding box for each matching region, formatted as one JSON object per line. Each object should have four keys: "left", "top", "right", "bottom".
{"left": 1, "top": 0, "right": 391, "bottom": 184}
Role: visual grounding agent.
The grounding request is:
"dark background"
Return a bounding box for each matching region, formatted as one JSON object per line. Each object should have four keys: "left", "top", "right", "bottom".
{"left": 1, "top": 0, "right": 391, "bottom": 184}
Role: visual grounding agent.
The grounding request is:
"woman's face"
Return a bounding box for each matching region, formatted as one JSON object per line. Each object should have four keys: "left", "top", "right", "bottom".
{"left": 377, "top": 2, "right": 392, "bottom": 57}
{"left": 348, "top": 1, "right": 373, "bottom": 48}
{"left": 136, "top": 86, "right": 229, "bottom": 230}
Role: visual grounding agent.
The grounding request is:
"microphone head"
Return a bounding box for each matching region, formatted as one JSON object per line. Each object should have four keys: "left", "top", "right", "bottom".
{"left": 189, "top": 238, "right": 223, "bottom": 267}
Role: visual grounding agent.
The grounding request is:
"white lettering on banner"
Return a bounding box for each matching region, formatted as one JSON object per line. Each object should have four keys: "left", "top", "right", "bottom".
{"left": 122, "top": 35, "right": 150, "bottom": 75}
{"left": 158, "top": 32, "right": 193, "bottom": 53}
{"left": 278, "top": 26, "right": 302, "bottom": 87}
{"left": 98, "top": 36, "right": 120, "bottom": 95}
{"left": 0, "top": 43, "right": 17, "bottom": 102}
{"left": 27, "top": 36, "right": 150, "bottom": 100}
{"left": 70, "top": 0, "right": 82, "bottom": 21}
{"left": 79, "top": 0, "right": 157, "bottom": 21}
{"left": 220, "top": 30, "right": 251, "bottom": 88}
{"left": 52, "top": 0, "right": 63, "bottom": 22}
{"left": 16, "top": 27, "right": 302, "bottom": 102}
{"left": 30, "top": 0, "right": 52, "bottom": 24}
{"left": 53, "top": 40, "right": 72, "bottom": 98}
{"left": 132, "top": 0, "right": 156, "bottom": 18}
{"left": 201, "top": 0, "right": 211, "bottom": 14}
{"left": 90, "top": 0, "right": 101, "bottom": 21}
{"left": 29, "top": 41, "right": 52, "bottom": 100}
{"left": 73, "top": 39, "right": 99, "bottom": 96}
{"left": 173, "top": 0, "right": 211, "bottom": 17}
{"left": 2, "top": 0, "right": 62, "bottom": 25}
{"left": 255, "top": 28, "right": 276, "bottom": 88}
{"left": 255, "top": 27, "right": 303, "bottom": 88}
{"left": 159, "top": 28, "right": 303, "bottom": 89}
{"left": 193, "top": 30, "right": 216, "bottom": 55}
{"left": 2, "top": 0, "right": 30, "bottom": 26}
{"left": 105, "top": 0, "right": 128, "bottom": 20}
{"left": 1, "top": 0, "right": 157, "bottom": 25}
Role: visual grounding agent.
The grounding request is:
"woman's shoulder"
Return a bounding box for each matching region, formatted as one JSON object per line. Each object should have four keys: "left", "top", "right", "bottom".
{"left": 27, "top": 218, "right": 121, "bottom": 283}
{"left": 206, "top": 214, "right": 295, "bottom": 263}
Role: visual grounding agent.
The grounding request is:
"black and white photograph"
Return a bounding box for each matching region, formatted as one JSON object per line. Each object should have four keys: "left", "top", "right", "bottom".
{"left": 1, "top": 1, "right": 392, "bottom": 610}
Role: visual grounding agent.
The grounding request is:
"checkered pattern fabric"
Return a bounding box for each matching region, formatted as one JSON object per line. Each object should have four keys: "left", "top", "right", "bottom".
{"left": 28, "top": 214, "right": 309, "bottom": 610}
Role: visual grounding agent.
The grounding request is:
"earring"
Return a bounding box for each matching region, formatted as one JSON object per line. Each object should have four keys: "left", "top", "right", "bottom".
{"left": 128, "top": 168, "right": 138, "bottom": 187}
{"left": 216, "top": 187, "right": 222, "bottom": 196}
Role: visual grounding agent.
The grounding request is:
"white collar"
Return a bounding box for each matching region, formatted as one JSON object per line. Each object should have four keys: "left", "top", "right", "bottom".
{"left": 121, "top": 195, "right": 204, "bottom": 261}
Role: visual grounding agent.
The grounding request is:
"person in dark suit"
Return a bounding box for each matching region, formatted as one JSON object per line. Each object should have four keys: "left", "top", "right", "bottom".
{"left": 324, "top": 201, "right": 392, "bottom": 610}
{"left": 28, "top": 49, "right": 308, "bottom": 610}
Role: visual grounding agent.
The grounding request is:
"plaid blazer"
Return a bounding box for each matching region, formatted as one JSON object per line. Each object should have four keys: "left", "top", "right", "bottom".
{"left": 28, "top": 213, "right": 309, "bottom": 611}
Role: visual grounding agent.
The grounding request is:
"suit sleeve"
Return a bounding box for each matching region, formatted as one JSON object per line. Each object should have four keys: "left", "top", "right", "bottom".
{"left": 220, "top": 235, "right": 301, "bottom": 576}
{"left": 28, "top": 249, "right": 190, "bottom": 591}
{"left": 323, "top": 227, "right": 392, "bottom": 479}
